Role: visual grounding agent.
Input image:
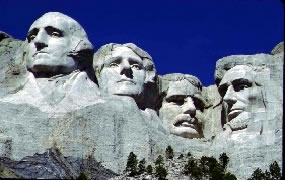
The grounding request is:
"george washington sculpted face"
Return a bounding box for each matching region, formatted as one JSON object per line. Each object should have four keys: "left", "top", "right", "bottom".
{"left": 25, "top": 12, "right": 93, "bottom": 76}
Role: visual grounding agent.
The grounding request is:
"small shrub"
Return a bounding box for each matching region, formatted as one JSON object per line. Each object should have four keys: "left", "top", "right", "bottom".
{"left": 76, "top": 172, "right": 88, "bottom": 180}
{"left": 224, "top": 172, "right": 237, "bottom": 180}
{"left": 187, "top": 152, "right": 192, "bottom": 158}
{"left": 146, "top": 165, "right": 153, "bottom": 174}
{"left": 178, "top": 154, "right": 184, "bottom": 159}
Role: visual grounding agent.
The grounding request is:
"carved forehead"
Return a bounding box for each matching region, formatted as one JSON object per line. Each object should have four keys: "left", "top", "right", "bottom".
{"left": 28, "top": 12, "right": 86, "bottom": 37}
{"left": 109, "top": 46, "right": 142, "bottom": 61}
{"left": 166, "top": 79, "right": 201, "bottom": 99}
{"left": 220, "top": 65, "right": 254, "bottom": 85}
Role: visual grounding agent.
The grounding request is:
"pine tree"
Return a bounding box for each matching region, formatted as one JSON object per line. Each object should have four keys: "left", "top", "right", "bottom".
{"left": 165, "top": 145, "right": 174, "bottom": 159}
{"left": 210, "top": 166, "right": 225, "bottom": 180}
{"left": 155, "top": 165, "right": 168, "bottom": 180}
{"left": 224, "top": 172, "right": 237, "bottom": 180}
{"left": 146, "top": 165, "right": 153, "bottom": 174}
{"left": 138, "top": 158, "right": 146, "bottom": 175}
{"left": 219, "top": 153, "right": 229, "bottom": 170}
{"left": 154, "top": 155, "right": 168, "bottom": 180}
{"left": 247, "top": 168, "right": 266, "bottom": 180}
{"left": 125, "top": 152, "right": 138, "bottom": 176}
{"left": 155, "top": 155, "right": 164, "bottom": 166}
{"left": 269, "top": 161, "right": 281, "bottom": 180}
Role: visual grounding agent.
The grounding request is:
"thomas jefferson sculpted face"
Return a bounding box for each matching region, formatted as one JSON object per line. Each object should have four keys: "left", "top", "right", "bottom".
{"left": 159, "top": 75, "right": 204, "bottom": 139}
{"left": 218, "top": 65, "right": 264, "bottom": 128}
{"left": 25, "top": 12, "right": 92, "bottom": 75}
{"left": 99, "top": 46, "right": 146, "bottom": 96}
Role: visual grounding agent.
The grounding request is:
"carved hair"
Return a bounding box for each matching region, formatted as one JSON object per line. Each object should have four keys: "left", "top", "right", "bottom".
{"left": 160, "top": 73, "right": 203, "bottom": 93}
{"left": 93, "top": 43, "right": 156, "bottom": 83}
{"left": 214, "top": 54, "right": 279, "bottom": 86}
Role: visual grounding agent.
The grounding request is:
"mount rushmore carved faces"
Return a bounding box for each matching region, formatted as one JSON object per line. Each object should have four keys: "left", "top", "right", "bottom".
{"left": 217, "top": 64, "right": 265, "bottom": 131}
{"left": 25, "top": 12, "right": 93, "bottom": 77}
{"left": 93, "top": 43, "right": 156, "bottom": 104}
{"left": 159, "top": 73, "right": 204, "bottom": 139}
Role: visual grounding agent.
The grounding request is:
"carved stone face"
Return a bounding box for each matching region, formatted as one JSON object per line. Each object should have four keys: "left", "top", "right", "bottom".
{"left": 218, "top": 65, "right": 264, "bottom": 125}
{"left": 98, "top": 46, "right": 146, "bottom": 96}
{"left": 26, "top": 14, "right": 76, "bottom": 74}
{"left": 159, "top": 79, "right": 203, "bottom": 139}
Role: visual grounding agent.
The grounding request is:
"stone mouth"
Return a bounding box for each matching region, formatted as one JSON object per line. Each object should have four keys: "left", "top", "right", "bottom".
{"left": 117, "top": 79, "right": 136, "bottom": 84}
{"left": 33, "top": 51, "right": 48, "bottom": 57}
{"left": 228, "top": 109, "right": 243, "bottom": 120}
{"left": 173, "top": 114, "right": 197, "bottom": 129}
{"left": 174, "top": 120, "right": 196, "bottom": 129}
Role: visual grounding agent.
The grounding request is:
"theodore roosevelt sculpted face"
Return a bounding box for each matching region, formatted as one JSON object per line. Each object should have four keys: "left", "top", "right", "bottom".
{"left": 159, "top": 74, "right": 204, "bottom": 139}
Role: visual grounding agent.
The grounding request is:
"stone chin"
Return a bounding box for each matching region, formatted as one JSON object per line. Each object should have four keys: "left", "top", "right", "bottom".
{"left": 26, "top": 56, "right": 77, "bottom": 74}
{"left": 170, "top": 126, "right": 201, "bottom": 139}
{"left": 105, "top": 82, "right": 144, "bottom": 97}
{"left": 226, "top": 111, "right": 250, "bottom": 131}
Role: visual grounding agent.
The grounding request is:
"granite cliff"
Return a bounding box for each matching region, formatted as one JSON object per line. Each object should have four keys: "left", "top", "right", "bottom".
{"left": 0, "top": 12, "right": 283, "bottom": 179}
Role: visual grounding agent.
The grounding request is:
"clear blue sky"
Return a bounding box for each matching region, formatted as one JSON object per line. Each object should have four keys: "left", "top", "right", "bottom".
{"left": 0, "top": 0, "right": 283, "bottom": 85}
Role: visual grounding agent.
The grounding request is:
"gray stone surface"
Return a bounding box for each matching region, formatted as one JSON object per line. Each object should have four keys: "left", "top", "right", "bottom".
{"left": 0, "top": 33, "right": 25, "bottom": 98}
{"left": 0, "top": 147, "right": 117, "bottom": 179}
{"left": 0, "top": 13, "right": 283, "bottom": 179}
{"left": 212, "top": 53, "right": 283, "bottom": 179}
{"left": 271, "top": 41, "right": 284, "bottom": 55}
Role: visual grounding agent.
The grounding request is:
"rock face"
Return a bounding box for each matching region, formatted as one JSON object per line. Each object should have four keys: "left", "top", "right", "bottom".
{"left": 0, "top": 12, "right": 283, "bottom": 179}
{"left": 212, "top": 53, "right": 283, "bottom": 179}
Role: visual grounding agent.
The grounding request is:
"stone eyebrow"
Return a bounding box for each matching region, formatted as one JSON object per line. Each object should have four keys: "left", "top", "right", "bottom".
{"left": 232, "top": 78, "right": 252, "bottom": 86}
{"left": 165, "top": 95, "right": 185, "bottom": 101}
{"left": 45, "top": 26, "right": 64, "bottom": 37}
{"left": 106, "top": 56, "right": 121, "bottom": 64}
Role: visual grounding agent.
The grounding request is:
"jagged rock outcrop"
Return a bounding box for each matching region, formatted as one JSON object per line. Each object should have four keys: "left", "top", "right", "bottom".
{"left": 0, "top": 147, "right": 117, "bottom": 179}
{"left": 0, "top": 12, "right": 282, "bottom": 179}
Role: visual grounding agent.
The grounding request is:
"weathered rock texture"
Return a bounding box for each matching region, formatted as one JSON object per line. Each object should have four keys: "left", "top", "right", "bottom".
{"left": 0, "top": 12, "right": 283, "bottom": 180}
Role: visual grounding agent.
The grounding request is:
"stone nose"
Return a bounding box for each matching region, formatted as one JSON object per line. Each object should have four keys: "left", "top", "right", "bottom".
{"left": 120, "top": 60, "right": 133, "bottom": 78}
{"left": 182, "top": 97, "right": 196, "bottom": 116}
{"left": 223, "top": 86, "right": 237, "bottom": 105}
{"left": 34, "top": 29, "right": 48, "bottom": 51}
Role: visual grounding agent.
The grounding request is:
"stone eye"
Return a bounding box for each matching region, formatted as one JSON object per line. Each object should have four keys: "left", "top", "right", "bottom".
{"left": 236, "top": 84, "right": 248, "bottom": 91}
{"left": 51, "top": 31, "right": 61, "bottom": 37}
{"left": 131, "top": 64, "right": 140, "bottom": 69}
{"left": 109, "top": 63, "right": 119, "bottom": 67}
{"left": 29, "top": 35, "right": 36, "bottom": 41}
{"left": 167, "top": 97, "right": 184, "bottom": 106}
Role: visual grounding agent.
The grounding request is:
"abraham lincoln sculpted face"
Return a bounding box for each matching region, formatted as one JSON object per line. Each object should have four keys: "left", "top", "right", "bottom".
{"left": 218, "top": 65, "right": 265, "bottom": 130}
